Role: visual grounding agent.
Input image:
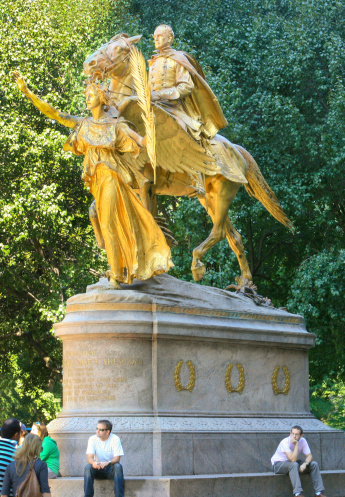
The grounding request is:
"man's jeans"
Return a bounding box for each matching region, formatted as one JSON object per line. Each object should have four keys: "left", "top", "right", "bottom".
{"left": 84, "top": 463, "right": 124, "bottom": 497}
{"left": 273, "top": 459, "right": 325, "bottom": 495}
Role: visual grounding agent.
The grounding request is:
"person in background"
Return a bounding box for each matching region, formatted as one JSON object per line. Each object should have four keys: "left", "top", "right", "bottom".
{"left": 31, "top": 422, "right": 60, "bottom": 479}
{"left": 0, "top": 434, "right": 50, "bottom": 497}
{"left": 18, "top": 423, "right": 28, "bottom": 447}
{"left": 271, "top": 425, "right": 326, "bottom": 497}
{"left": 0, "top": 419, "right": 21, "bottom": 494}
{"left": 84, "top": 419, "right": 124, "bottom": 497}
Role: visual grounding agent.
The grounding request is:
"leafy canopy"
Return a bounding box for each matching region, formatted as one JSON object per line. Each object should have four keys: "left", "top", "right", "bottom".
{"left": 0, "top": 0, "right": 344, "bottom": 428}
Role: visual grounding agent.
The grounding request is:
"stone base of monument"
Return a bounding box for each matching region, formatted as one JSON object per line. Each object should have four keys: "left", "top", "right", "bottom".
{"left": 48, "top": 274, "right": 345, "bottom": 492}
{"left": 50, "top": 471, "right": 345, "bottom": 497}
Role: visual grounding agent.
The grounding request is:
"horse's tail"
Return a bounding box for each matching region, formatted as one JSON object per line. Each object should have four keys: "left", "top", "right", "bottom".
{"left": 237, "top": 145, "right": 294, "bottom": 232}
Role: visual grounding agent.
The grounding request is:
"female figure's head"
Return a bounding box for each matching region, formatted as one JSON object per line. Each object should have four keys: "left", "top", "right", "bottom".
{"left": 31, "top": 421, "right": 48, "bottom": 440}
{"left": 85, "top": 83, "right": 110, "bottom": 112}
{"left": 14, "top": 434, "right": 42, "bottom": 476}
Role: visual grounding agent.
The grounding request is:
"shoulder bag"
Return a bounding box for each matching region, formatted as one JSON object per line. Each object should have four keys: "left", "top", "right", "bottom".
{"left": 15, "top": 459, "right": 42, "bottom": 497}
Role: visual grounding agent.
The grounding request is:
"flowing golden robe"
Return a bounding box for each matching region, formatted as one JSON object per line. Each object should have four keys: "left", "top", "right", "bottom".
{"left": 65, "top": 116, "right": 174, "bottom": 284}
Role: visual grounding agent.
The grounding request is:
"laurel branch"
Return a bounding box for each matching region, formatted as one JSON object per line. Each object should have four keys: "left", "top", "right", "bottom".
{"left": 174, "top": 360, "right": 196, "bottom": 392}
{"left": 272, "top": 365, "right": 290, "bottom": 395}
{"left": 224, "top": 363, "right": 245, "bottom": 394}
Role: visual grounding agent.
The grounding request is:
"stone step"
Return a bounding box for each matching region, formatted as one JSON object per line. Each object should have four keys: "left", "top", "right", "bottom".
{"left": 50, "top": 470, "right": 345, "bottom": 497}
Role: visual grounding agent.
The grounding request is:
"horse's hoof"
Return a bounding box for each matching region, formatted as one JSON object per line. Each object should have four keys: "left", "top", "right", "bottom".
{"left": 191, "top": 261, "right": 206, "bottom": 281}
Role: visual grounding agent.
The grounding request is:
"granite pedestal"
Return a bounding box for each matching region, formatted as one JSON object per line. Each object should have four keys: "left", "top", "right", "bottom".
{"left": 48, "top": 274, "right": 345, "bottom": 494}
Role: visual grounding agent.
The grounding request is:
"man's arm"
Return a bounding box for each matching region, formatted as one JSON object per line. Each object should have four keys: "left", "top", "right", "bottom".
{"left": 284, "top": 439, "right": 299, "bottom": 462}
{"left": 98, "top": 455, "right": 121, "bottom": 469}
{"left": 1, "top": 463, "right": 11, "bottom": 496}
{"left": 299, "top": 452, "right": 313, "bottom": 473}
{"left": 87, "top": 453, "right": 101, "bottom": 469}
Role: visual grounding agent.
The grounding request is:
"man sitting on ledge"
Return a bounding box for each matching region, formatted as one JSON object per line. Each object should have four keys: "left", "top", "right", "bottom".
{"left": 84, "top": 419, "right": 124, "bottom": 497}
{"left": 271, "top": 425, "right": 326, "bottom": 497}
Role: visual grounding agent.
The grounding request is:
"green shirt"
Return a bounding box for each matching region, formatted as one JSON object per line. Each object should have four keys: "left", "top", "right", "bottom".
{"left": 40, "top": 436, "right": 60, "bottom": 474}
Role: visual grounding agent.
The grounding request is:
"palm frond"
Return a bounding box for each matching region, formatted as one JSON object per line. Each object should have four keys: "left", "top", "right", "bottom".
{"left": 130, "top": 47, "right": 157, "bottom": 181}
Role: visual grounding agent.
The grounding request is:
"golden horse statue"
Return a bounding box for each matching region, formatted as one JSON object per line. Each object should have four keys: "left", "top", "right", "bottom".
{"left": 84, "top": 33, "right": 293, "bottom": 285}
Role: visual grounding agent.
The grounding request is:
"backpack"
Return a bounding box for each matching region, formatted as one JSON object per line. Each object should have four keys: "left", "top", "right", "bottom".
{"left": 15, "top": 459, "right": 42, "bottom": 497}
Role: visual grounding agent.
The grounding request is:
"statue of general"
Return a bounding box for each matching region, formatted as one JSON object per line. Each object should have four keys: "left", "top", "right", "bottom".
{"left": 149, "top": 24, "right": 228, "bottom": 144}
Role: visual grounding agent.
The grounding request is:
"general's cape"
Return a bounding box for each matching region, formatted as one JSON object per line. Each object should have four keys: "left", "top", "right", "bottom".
{"left": 149, "top": 48, "right": 228, "bottom": 138}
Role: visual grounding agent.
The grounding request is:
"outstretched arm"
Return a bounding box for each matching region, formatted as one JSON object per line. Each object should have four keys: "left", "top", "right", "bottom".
{"left": 12, "top": 71, "right": 81, "bottom": 129}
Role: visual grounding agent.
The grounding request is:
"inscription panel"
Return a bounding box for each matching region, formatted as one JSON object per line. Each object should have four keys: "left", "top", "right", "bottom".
{"left": 62, "top": 340, "right": 151, "bottom": 414}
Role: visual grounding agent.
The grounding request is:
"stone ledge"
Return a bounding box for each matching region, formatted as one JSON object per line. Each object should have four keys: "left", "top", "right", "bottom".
{"left": 48, "top": 415, "right": 336, "bottom": 433}
{"left": 50, "top": 470, "right": 345, "bottom": 497}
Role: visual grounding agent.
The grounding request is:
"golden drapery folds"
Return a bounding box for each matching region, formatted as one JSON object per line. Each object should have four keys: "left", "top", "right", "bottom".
{"left": 65, "top": 116, "right": 174, "bottom": 284}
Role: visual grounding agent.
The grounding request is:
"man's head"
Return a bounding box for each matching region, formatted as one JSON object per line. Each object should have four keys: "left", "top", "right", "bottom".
{"left": 1, "top": 418, "right": 21, "bottom": 441}
{"left": 96, "top": 419, "right": 112, "bottom": 441}
{"left": 290, "top": 425, "right": 303, "bottom": 441}
{"left": 153, "top": 24, "right": 174, "bottom": 51}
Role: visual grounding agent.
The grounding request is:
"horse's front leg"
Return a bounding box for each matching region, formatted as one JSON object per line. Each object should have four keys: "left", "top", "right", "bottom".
{"left": 191, "top": 221, "right": 226, "bottom": 281}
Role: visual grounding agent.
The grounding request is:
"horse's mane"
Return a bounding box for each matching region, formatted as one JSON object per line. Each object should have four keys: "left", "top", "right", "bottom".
{"left": 110, "top": 33, "right": 129, "bottom": 42}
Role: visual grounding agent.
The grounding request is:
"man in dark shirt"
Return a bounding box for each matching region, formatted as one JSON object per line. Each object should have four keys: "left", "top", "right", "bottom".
{"left": 0, "top": 419, "right": 21, "bottom": 495}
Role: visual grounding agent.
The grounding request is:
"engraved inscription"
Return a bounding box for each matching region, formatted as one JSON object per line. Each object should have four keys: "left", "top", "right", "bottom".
{"left": 63, "top": 348, "right": 143, "bottom": 405}
{"left": 103, "top": 358, "right": 143, "bottom": 366}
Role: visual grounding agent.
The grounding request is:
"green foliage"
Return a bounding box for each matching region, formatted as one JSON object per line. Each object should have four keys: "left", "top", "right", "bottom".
{"left": 310, "top": 377, "right": 345, "bottom": 431}
{"left": 0, "top": 0, "right": 137, "bottom": 421}
{"left": 0, "top": 358, "right": 62, "bottom": 424}
{"left": 287, "top": 249, "right": 345, "bottom": 384}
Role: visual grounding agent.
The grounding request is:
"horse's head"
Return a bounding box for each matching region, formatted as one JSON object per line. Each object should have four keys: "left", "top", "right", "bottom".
{"left": 83, "top": 33, "right": 142, "bottom": 80}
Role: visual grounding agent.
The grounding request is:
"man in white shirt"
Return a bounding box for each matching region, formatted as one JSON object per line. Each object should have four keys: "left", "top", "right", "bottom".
{"left": 271, "top": 425, "right": 326, "bottom": 497}
{"left": 84, "top": 419, "right": 124, "bottom": 497}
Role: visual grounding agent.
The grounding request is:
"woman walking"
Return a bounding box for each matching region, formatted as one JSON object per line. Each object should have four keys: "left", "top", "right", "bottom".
{"left": 0, "top": 434, "right": 51, "bottom": 497}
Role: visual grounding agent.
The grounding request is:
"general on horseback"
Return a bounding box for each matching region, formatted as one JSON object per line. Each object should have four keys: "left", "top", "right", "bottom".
{"left": 13, "top": 25, "right": 293, "bottom": 291}
{"left": 83, "top": 24, "right": 293, "bottom": 288}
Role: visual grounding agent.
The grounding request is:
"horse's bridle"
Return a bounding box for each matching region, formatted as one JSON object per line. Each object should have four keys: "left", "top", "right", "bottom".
{"left": 93, "top": 38, "right": 135, "bottom": 93}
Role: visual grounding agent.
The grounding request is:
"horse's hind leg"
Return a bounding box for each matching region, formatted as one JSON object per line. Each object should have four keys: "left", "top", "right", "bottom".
{"left": 192, "top": 178, "right": 252, "bottom": 282}
{"left": 223, "top": 217, "right": 252, "bottom": 281}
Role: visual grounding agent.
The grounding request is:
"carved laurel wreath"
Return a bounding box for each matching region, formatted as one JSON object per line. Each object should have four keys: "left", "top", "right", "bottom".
{"left": 225, "top": 363, "right": 245, "bottom": 394}
{"left": 272, "top": 365, "right": 290, "bottom": 395}
{"left": 174, "top": 360, "right": 196, "bottom": 392}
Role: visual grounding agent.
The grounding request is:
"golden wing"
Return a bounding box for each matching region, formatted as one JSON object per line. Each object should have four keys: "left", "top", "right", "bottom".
{"left": 120, "top": 100, "right": 221, "bottom": 176}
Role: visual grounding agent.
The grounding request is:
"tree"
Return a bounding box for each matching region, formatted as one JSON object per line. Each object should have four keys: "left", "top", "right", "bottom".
{"left": 0, "top": 0, "right": 137, "bottom": 422}
{"left": 131, "top": 0, "right": 345, "bottom": 421}
{"left": 1, "top": 0, "right": 344, "bottom": 426}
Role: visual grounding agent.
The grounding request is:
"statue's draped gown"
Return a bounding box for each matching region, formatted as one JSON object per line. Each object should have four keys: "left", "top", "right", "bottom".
{"left": 67, "top": 116, "right": 173, "bottom": 284}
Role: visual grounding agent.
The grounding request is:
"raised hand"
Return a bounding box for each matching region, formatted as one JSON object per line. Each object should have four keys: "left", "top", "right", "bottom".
{"left": 12, "top": 71, "right": 28, "bottom": 93}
